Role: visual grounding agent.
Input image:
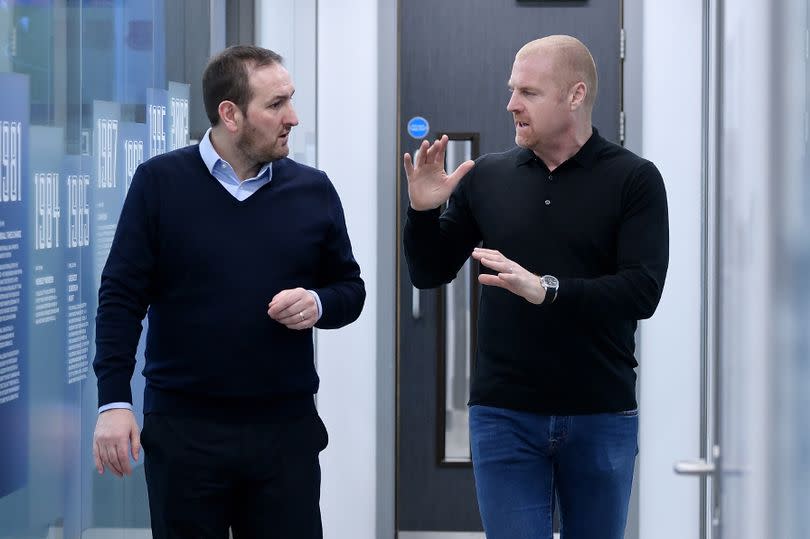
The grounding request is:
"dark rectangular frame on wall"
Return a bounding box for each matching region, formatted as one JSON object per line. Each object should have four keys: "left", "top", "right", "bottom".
{"left": 165, "top": 0, "right": 214, "bottom": 142}
{"left": 225, "top": 0, "right": 254, "bottom": 47}
{"left": 515, "top": 1, "right": 589, "bottom": 5}
{"left": 435, "top": 132, "right": 481, "bottom": 468}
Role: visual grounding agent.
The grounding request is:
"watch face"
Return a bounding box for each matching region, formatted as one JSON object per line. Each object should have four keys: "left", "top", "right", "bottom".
{"left": 542, "top": 275, "right": 559, "bottom": 288}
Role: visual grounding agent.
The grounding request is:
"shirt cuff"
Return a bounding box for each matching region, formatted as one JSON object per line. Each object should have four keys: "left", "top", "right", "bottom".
{"left": 99, "top": 402, "right": 133, "bottom": 414}
{"left": 407, "top": 206, "right": 442, "bottom": 220}
{"left": 307, "top": 289, "right": 323, "bottom": 320}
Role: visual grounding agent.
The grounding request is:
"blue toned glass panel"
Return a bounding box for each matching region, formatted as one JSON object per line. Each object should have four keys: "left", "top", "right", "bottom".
{"left": 0, "top": 1, "right": 204, "bottom": 537}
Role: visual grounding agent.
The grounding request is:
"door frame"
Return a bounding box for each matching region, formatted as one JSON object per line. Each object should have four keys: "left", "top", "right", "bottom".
{"left": 394, "top": 1, "right": 630, "bottom": 536}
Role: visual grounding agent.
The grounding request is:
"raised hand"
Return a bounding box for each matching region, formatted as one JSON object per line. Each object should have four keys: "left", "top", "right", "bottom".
{"left": 403, "top": 135, "right": 475, "bottom": 211}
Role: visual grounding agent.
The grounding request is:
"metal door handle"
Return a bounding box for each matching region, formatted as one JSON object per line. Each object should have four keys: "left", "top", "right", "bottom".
{"left": 673, "top": 459, "right": 715, "bottom": 476}
{"left": 412, "top": 286, "right": 421, "bottom": 319}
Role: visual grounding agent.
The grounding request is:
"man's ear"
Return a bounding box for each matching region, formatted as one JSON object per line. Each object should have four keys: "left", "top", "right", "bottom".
{"left": 569, "top": 82, "right": 587, "bottom": 111}
{"left": 217, "top": 101, "right": 242, "bottom": 132}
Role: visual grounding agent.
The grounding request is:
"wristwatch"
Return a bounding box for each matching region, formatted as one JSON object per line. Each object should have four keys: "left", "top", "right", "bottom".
{"left": 539, "top": 275, "right": 559, "bottom": 304}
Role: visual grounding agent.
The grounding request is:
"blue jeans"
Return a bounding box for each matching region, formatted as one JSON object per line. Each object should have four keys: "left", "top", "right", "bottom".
{"left": 469, "top": 405, "right": 638, "bottom": 539}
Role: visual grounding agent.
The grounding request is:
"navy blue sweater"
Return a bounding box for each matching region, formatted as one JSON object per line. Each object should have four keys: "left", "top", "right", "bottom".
{"left": 94, "top": 146, "right": 365, "bottom": 419}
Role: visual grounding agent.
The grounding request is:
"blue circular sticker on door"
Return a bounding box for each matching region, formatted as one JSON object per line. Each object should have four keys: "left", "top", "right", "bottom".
{"left": 407, "top": 116, "right": 430, "bottom": 139}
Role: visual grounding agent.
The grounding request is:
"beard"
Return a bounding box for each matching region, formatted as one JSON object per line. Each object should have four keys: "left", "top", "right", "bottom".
{"left": 237, "top": 118, "right": 289, "bottom": 164}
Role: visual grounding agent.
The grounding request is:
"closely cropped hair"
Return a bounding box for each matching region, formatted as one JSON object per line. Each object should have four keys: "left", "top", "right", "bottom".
{"left": 202, "top": 45, "right": 283, "bottom": 126}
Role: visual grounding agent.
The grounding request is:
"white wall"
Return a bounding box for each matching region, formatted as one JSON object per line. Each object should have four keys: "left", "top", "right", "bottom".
{"left": 257, "top": 2, "right": 387, "bottom": 538}
{"left": 636, "top": 1, "right": 703, "bottom": 538}
{"left": 316, "top": 2, "right": 381, "bottom": 539}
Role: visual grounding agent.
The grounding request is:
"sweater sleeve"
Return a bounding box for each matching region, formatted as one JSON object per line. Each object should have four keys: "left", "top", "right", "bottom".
{"left": 312, "top": 178, "right": 366, "bottom": 329}
{"left": 93, "top": 163, "right": 158, "bottom": 407}
{"left": 403, "top": 173, "right": 482, "bottom": 289}
{"left": 555, "top": 161, "right": 669, "bottom": 321}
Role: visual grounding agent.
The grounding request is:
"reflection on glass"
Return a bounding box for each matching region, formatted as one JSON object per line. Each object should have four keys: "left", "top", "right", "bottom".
{"left": 718, "top": 3, "right": 810, "bottom": 538}
{"left": 0, "top": 2, "right": 239, "bottom": 538}
{"left": 443, "top": 137, "right": 474, "bottom": 463}
{"left": 444, "top": 259, "right": 473, "bottom": 462}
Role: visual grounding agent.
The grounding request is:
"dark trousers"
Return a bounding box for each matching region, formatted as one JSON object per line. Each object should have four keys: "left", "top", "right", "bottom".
{"left": 469, "top": 404, "right": 638, "bottom": 539}
{"left": 141, "top": 412, "right": 328, "bottom": 539}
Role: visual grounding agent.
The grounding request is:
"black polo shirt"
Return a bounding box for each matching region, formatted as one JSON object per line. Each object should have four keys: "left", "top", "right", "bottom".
{"left": 404, "top": 128, "right": 669, "bottom": 414}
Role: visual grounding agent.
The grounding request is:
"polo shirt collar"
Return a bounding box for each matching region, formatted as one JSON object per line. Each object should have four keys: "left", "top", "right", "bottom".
{"left": 513, "top": 127, "right": 605, "bottom": 169}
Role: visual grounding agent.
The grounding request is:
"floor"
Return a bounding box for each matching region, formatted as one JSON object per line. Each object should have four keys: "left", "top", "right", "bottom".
{"left": 399, "top": 533, "right": 561, "bottom": 539}
{"left": 69, "top": 528, "right": 563, "bottom": 538}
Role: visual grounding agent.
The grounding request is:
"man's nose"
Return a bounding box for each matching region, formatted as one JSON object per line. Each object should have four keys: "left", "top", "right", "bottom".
{"left": 286, "top": 104, "right": 299, "bottom": 126}
{"left": 506, "top": 93, "right": 520, "bottom": 112}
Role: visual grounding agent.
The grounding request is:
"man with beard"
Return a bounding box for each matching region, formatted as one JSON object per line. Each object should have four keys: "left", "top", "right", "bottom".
{"left": 403, "top": 35, "right": 668, "bottom": 538}
{"left": 92, "top": 46, "right": 365, "bottom": 538}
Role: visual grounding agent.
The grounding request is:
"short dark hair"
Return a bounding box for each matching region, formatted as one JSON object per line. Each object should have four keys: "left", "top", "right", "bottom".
{"left": 202, "top": 45, "right": 283, "bottom": 126}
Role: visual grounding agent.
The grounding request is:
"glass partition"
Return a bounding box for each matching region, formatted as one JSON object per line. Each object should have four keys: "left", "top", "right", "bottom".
{"left": 717, "top": 1, "right": 810, "bottom": 537}
{"left": 438, "top": 133, "right": 479, "bottom": 465}
{"left": 0, "top": 1, "right": 207, "bottom": 537}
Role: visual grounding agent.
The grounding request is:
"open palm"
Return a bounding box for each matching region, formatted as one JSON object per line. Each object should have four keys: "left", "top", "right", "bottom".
{"left": 403, "top": 135, "right": 475, "bottom": 211}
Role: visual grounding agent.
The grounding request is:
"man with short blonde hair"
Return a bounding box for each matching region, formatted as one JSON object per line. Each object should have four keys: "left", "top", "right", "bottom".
{"left": 403, "top": 35, "right": 669, "bottom": 538}
{"left": 516, "top": 35, "right": 599, "bottom": 110}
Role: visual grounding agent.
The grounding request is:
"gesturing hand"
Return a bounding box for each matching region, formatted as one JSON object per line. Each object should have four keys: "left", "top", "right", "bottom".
{"left": 268, "top": 287, "right": 319, "bottom": 330}
{"left": 472, "top": 247, "right": 546, "bottom": 305}
{"left": 403, "top": 135, "right": 475, "bottom": 211}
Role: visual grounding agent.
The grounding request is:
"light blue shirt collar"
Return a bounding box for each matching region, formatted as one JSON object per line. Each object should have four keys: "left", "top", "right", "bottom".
{"left": 199, "top": 128, "right": 272, "bottom": 185}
